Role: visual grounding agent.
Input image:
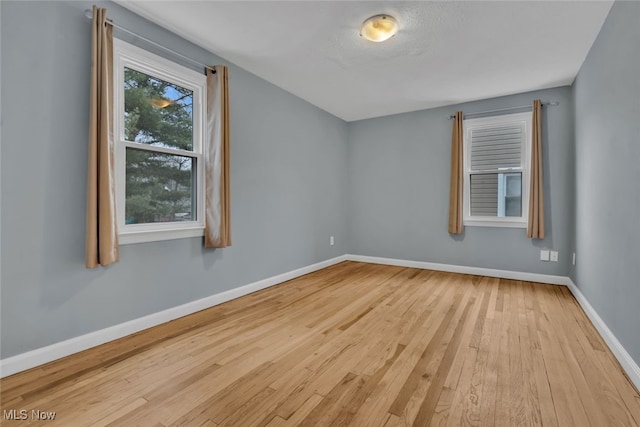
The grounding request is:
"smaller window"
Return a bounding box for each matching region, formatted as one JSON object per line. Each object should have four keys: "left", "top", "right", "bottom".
{"left": 114, "top": 40, "right": 207, "bottom": 244}
{"left": 463, "top": 112, "right": 531, "bottom": 228}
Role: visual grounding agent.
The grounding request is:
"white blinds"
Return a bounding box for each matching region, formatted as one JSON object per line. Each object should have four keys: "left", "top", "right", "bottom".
{"left": 470, "top": 125, "right": 523, "bottom": 171}
{"left": 470, "top": 174, "right": 498, "bottom": 216}
{"left": 468, "top": 122, "right": 525, "bottom": 217}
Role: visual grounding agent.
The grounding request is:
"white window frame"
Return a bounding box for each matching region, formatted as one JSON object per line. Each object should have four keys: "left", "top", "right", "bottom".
{"left": 463, "top": 112, "right": 531, "bottom": 228}
{"left": 113, "top": 40, "right": 207, "bottom": 244}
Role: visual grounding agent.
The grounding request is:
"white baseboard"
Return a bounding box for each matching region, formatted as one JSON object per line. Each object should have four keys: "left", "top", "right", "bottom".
{"left": 345, "top": 254, "right": 570, "bottom": 286}
{"left": 565, "top": 279, "right": 640, "bottom": 392}
{"left": 0, "top": 255, "right": 348, "bottom": 378}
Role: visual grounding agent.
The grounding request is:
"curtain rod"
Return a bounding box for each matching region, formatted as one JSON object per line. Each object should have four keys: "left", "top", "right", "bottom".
{"left": 448, "top": 101, "right": 559, "bottom": 119}
{"left": 84, "top": 9, "right": 215, "bottom": 75}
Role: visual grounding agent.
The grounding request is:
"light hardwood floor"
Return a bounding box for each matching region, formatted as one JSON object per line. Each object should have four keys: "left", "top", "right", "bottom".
{"left": 1, "top": 261, "right": 639, "bottom": 426}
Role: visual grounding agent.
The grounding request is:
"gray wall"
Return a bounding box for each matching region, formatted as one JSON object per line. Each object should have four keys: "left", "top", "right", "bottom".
{"left": 573, "top": 1, "right": 640, "bottom": 364}
{"left": 347, "top": 87, "right": 574, "bottom": 276}
{"left": 0, "top": 1, "right": 348, "bottom": 358}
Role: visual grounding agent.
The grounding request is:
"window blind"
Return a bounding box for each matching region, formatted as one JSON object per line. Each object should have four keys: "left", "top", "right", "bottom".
{"left": 468, "top": 122, "right": 525, "bottom": 217}
{"left": 470, "top": 174, "right": 498, "bottom": 216}
{"left": 470, "top": 125, "right": 523, "bottom": 171}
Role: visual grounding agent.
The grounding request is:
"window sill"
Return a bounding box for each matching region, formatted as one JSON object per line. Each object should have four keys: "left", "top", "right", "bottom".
{"left": 464, "top": 219, "right": 527, "bottom": 229}
{"left": 119, "top": 226, "right": 204, "bottom": 245}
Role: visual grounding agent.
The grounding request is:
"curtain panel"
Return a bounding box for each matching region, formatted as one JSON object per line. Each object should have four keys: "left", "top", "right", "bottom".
{"left": 204, "top": 66, "right": 232, "bottom": 248}
{"left": 448, "top": 111, "right": 464, "bottom": 234}
{"left": 85, "top": 6, "right": 119, "bottom": 268}
{"left": 527, "top": 99, "right": 545, "bottom": 239}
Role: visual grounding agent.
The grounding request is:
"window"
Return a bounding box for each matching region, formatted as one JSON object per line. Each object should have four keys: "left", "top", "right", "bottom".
{"left": 114, "top": 40, "right": 206, "bottom": 244}
{"left": 463, "top": 112, "right": 531, "bottom": 228}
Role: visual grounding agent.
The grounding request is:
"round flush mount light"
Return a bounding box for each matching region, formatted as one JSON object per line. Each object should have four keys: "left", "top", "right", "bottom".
{"left": 360, "top": 14, "right": 398, "bottom": 42}
{"left": 149, "top": 97, "right": 174, "bottom": 108}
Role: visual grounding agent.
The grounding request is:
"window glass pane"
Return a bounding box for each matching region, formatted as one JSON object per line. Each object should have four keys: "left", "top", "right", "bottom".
{"left": 470, "top": 173, "right": 521, "bottom": 217}
{"left": 125, "top": 148, "right": 195, "bottom": 224}
{"left": 124, "top": 67, "right": 193, "bottom": 151}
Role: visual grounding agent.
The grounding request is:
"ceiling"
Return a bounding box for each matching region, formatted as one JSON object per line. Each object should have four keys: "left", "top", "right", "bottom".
{"left": 115, "top": 1, "right": 613, "bottom": 122}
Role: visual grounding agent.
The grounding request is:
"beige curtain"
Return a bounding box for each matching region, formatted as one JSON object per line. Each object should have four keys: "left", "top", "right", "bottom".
{"left": 85, "top": 6, "right": 118, "bottom": 268}
{"left": 204, "top": 66, "right": 232, "bottom": 248}
{"left": 448, "top": 111, "right": 464, "bottom": 234}
{"left": 527, "top": 100, "right": 545, "bottom": 239}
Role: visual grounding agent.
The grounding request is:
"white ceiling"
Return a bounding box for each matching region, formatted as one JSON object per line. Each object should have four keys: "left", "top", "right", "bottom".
{"left": 115, "top": 1, "right": 613, "bottom": 122}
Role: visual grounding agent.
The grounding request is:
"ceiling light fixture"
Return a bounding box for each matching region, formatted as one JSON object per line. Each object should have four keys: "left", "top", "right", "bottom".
{"left": 149, "top": 98, "right": 174, "bottom": 108}
{"left": 360, "top": 14, "right": 398, "bottom": 43}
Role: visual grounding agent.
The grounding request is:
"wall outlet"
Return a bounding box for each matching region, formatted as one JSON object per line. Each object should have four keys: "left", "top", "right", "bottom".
{"left": 330, "top": 236, "right": 334, "bottom": 246}
{"left": 550, "top": 251, "right": 559, "bottom": 262}
{"left": 540, "top": 250, "right": 550, "bottom": 261}
{"left": 572, "top": 252, "right": 576, "bottom": 266}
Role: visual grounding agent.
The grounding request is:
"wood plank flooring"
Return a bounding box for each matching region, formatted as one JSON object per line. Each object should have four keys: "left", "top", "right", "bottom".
{"left": 1, "top": 261, "right": 639, "bottom": 426}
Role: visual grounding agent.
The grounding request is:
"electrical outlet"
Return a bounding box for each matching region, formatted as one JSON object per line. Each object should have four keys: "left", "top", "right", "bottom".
{"left": 550, "top": 251, "right": 558, "bottom": 262}
{"left": 540, "top": 250, "right": 550, "bottom": 261}
{"left": 330, "top": 236, "right": 334, "bottom": 246}
{"left": 572, "top": 252, "right": 576, "bottom": 266}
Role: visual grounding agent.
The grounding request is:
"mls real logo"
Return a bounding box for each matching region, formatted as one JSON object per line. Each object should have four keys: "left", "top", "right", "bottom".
{"left": 3, "top": 409, "right": 56, "bottom": 421}
{"left": 3, "top": 410, "right": 28, "bottom": 420}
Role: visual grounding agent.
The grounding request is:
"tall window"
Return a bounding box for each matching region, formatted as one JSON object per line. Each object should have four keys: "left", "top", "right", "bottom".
{"left": 463, "top": 112, "right": 531, "bottom": 228}
{"left": 114, "top": 40, "right": 206, "bottom": 244}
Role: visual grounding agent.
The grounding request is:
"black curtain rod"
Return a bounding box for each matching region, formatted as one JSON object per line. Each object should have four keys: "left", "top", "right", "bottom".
{"left": 85, "top": 9, "right": 216, "bottom": 75}
{"left": 448, "top": 101, "right": 559, "bottom": 119}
